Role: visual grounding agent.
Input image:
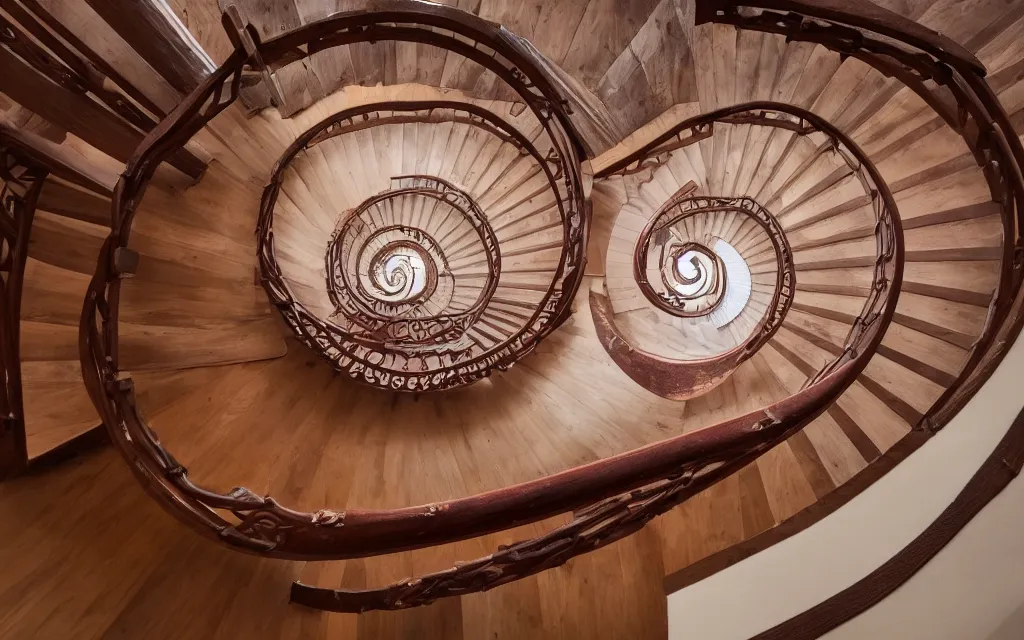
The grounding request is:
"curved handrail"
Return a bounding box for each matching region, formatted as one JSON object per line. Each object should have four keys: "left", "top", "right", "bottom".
{"left": 288, "top": 0, "right": 1024, "bottom": 609}
{"left": 257, "top": 101, "right": 582, "bottom": 390}
{"left": 324, "top": 183, "right": 497, "bottom": 344}
{"left": 592, "top": 194, "right": 796, "bottom": 401}
{"left": 591, "top": 102, "right": 897, "bottom": 401}
{"left": 694, "top": 0, "right": 985, "bottom": 76}
{"left": 80, "top": 54, "right": 903, "bottom": 564}
{"left": 77, "top": 0, "right": 1024, "bottom": 614}
{"left": 696, "top": 0, "right": 1024, "bottom": 430}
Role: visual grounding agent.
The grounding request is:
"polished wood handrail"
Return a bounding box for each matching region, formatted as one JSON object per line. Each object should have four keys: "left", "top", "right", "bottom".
{"left": 76, "top": 0, "right": 1024, "bottom": 614}
{"left": 81, "top": 0, "right": 899, "bottom": 567}
{"left": 258, "top": 101, "right": 582, "bottom": 392}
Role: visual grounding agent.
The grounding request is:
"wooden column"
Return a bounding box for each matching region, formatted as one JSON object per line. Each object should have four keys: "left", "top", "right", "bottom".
{"left": 0, "top": 125, "right": 111, "bottom": 480}
{"left": 0, "top": 146, "right": 45, "bottom": 479}
{"left": 83, "top": 0, "right": 214, "bottom": 95}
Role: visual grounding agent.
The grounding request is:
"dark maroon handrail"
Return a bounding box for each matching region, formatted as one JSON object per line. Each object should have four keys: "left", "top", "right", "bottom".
{"left": 695, "top": 0, "right": 984, "bottom": 75}
{"left": 80, "top": 1, "right": 901, "bottom": 562}
{"left": 76, "top": 0, "right": 1024, "bottom": 614}
{"left": 697, "top": 0, "right": 1024, "bottom": 432}
{"left": 258, "top": 101, "right": 584, "bottom": 391}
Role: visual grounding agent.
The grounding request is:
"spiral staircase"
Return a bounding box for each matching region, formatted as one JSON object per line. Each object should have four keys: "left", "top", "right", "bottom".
{"left": 1, "top": 0, "right": 1023, "bottom": 637}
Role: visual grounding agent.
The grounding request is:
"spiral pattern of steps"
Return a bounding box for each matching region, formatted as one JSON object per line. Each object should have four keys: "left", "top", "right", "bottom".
{"left": 68, "top": 0, "right": 1018, "bottom": 614}
{"left": 1, "top": 0, "right": 1022, "bottom": 632}
{"left": 261, "top": 101, "right": 587, "bottom": 391}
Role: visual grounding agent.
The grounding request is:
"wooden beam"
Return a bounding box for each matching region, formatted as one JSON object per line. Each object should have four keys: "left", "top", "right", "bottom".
{"left": 0, "top": 157, "right": 45, "bottom": 480}
{"left": 0, "top": 124, "right": 114, "bottom": 196}
{"left": 83, "top": 0, "right": 214, "bottom": 95}
{"left": 0, "top": 4, "right": 156, "bottom": 132}
{"left": 0, "top": 47, "right": 203, "bottom": 178}
{"left": 12, "top": 0, "right": 170, "bottom": 118}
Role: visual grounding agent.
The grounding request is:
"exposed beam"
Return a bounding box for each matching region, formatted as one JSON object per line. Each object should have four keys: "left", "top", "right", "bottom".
{"left": 0, "top": 47, "right": 204, "bottom": 178}
{"left": 0, "top": 124, "right": 114, "bottom": 196}
{"left": 83, "top": 0, "right": 215, "bottom": 95}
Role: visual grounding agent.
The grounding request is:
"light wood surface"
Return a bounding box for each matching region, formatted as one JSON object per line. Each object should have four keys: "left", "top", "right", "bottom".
{"left": 19, "top": 163, "right": 286, "bottom": 460}
{"left": 2, "top": 0, "right": 1023, "bottom": 636}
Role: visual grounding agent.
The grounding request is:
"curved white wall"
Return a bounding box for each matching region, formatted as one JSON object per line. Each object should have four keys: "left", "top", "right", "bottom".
{"left": 668, "top": 328, "right": 1024, "bottom": 639}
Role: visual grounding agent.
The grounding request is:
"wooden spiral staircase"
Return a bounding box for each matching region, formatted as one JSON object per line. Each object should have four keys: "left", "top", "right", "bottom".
{"left": 1, "top": 0, "right": 1024, "bottom": 637}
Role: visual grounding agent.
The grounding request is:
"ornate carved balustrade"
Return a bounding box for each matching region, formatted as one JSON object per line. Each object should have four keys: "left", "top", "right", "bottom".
{"left": 698, "top": 0, "right": 1024, "bottom": 429}
{"left": 77, "top": 0, "right": 1023, "bottom": 613}
{"left": 593, "top": 103, "right": 900, "bottom": 401}
{"left": 258, "top": 102, "right": 586, "bottom": 392}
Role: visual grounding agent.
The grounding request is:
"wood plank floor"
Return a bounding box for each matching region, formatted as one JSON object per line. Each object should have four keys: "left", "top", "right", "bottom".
{"left": 0, "top": 442, "right": 667, "bottom": 639}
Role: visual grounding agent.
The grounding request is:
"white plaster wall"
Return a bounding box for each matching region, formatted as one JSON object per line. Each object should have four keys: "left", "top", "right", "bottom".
{"left": 986, "top": 601, "right": 1024, "bottom": 640}
{"left": 667, "top": 329, "right": 1024, "bottom": 639}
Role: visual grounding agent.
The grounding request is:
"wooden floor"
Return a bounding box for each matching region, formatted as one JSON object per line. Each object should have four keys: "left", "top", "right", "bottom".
{"left": 0, "top": 439, "right": 667, "bottom": 639}
{"left": 4, "top": 1, "right": 1024, "bottom": 637}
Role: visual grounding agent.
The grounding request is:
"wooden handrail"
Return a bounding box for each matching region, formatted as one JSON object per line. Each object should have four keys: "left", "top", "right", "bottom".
{"left": 75, "top": 0, "right": 1024, "bottom": 614}
{"left": 80, "top": 0, "right": 900, "bottom": 563}
{"left": 258, "top": 102, "right": 580, "bottom": 392}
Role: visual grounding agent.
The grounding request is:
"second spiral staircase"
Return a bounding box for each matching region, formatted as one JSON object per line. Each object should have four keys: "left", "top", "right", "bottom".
{"left": 1, "top": 0, "right": 1023, "bottom": 636}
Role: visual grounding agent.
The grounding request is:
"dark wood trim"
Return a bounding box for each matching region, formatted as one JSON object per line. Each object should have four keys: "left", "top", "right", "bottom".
{"left": 768, "top": 339, "right": 818, "bottom": 378}
{"left": 795, "top": 247, "right": 1002, "bottom": 271}
{"left": 888, "top": 154, "right": 977, "bottom": 192}
{"left": 871, "top": 117, "right": 944, "bottom": 164}
{"left": 781, "top": 322, "right": 932, "bottom": 423}
{"left": 24, "top": 425, "right": 108, "bottom": 475}
{"left": 750, "top": 403, "right": 1024, "bottom": 640}
{"left": 827, "top": 404, "right": 883, "bottom": 462}
{"left": 791, "top": 302, "right": 978, "bottom": 350}
{"left": 900, "top": 202, "right": 1002, "bottom": 230}
{"left": 796, "top": 280, "right": 994, "bottom": 308}
{"left": 789, "top": 226, "right": 875, "bottom": 251}
{"left": 901, "top": 281, "right": 994, "bottom": 307}
{"left": 788, "top": 430, "right": 836, "bottom": 499}
{"left": 892, "top": 312, "right": 976, "bottom": 350}
{"left": 875, "top": 344, "right": 957, "bottom": 387}
{"left": 784, "top": 195, "right": 873, "bottom": 234}
{"left": 0, "top": 150, "right": 45, "bottom": 480}
{"left": 857, "top": 373, "right": 924, "bottom": 425}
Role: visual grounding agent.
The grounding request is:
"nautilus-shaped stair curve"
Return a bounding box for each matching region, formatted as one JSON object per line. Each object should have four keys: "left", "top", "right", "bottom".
{"left": 0, "top": 0, "right": 1014, "bottom": 626}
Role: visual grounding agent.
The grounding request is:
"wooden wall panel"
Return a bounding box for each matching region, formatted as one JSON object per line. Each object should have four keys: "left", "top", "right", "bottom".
{"left": 560, "top": 0, "right": 661, "bottom": 91}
